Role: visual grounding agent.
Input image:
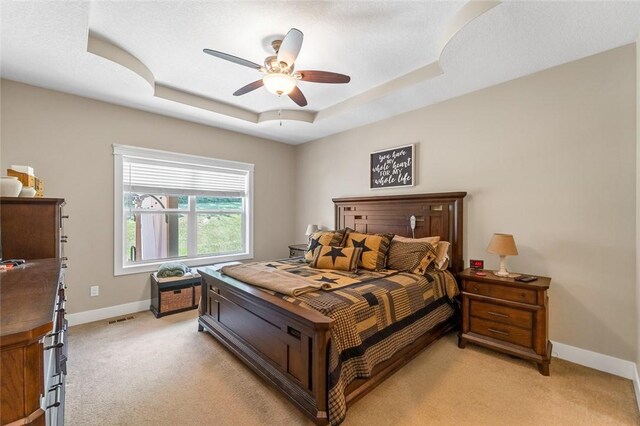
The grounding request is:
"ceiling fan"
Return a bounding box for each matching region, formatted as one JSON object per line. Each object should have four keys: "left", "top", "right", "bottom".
{"left": 203, "top": 28, "right": 350, "bottom": 107}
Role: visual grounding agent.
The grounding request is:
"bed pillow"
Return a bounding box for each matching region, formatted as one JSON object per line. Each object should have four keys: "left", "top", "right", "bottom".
{"left": 305, "top": 229, "right": 348, "bottom": 262}
{"left": 387, "top": 240, "right": 438, "bottom": 275}
{"left": 310, "top": 246, "right": 362, "bottom": 272}
{"left": 431, "top": 241, "right": 450, "bottom": 271}
{"left": 345, "top": 231, "right": 394, "bottom": 271}
{"left": 393, "top": 235, "right": 441, "bottom": 246}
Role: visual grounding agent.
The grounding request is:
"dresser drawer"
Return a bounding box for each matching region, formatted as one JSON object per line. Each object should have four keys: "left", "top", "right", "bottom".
{"left": 464, "top": 280, "right": 536, "bottom": 304}
{"left": 470, "top": 300, "right": 533, "bottom": 329}
{"left": 470, "top": 317, "right": 532, "bottom": 348}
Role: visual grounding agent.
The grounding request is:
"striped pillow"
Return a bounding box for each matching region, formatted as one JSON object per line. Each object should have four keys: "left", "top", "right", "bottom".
{"left": 387, "top": 240, "right": 438, "bottom": 274}
{"left": 345, "top": 232, "right": 394, "bottom": 271}
{"left": 310, "top": 246, "right": 362, "bottom": 272}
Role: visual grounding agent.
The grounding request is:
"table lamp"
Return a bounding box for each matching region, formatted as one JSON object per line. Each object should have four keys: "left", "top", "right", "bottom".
{"left": 305, "top": 224, "right": 318, "bottom": 243}
{"left": 486, "top": 233, "right": 518, "bottom": 277}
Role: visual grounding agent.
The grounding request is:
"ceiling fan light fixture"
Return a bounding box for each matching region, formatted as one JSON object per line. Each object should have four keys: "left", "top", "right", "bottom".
{"left": 263, "top": 73, "right": 297, "bottom": 96}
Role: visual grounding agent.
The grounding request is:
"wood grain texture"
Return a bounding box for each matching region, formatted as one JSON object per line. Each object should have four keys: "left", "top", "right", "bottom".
{"left": 0, "top": 259, "right": 61, "bottom": 342}
{"left": 1, "top": 259, "right": 63, "bottom": 425}
{"left": 199, "top": 192, "right": 466, "bottom": 424}
{"left": 333, "top": 192, "right": 466, "bottom": 273}
{"left": 0, "top": 197, "right": 65, "bottom": 260}
{"left": 298, "top": 71, "right": 351, "bottom": 84}
{"left": 463, "top": 280, "right": 537, "bottom": 304}
{"left": 458, "top": 269, "right": 552, "bottom": 375}
{"left": 469, "top": 299, "right": 533, "bottom": 329}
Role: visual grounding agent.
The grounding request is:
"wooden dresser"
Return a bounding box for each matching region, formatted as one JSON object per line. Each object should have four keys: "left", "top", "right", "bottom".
{"left": 457, "top": 268, "right": 552, "bottom": 375}
{"left": 0, "top": 197, "right": 68, "bottom": 425}
{"left": 1, "top": 198, "right": 67, "bottom": 260}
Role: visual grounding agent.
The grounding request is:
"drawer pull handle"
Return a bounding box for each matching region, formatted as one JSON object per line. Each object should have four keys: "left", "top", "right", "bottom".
{"left": 44, "top": 328, "right": 66, "bottom": 350}
{"left": 473, "top": 286, "right": 479, "bottom": 292}
{"left": 488, "top": 328, "right": 509, "bottom": 336}
{"left": 287, "top": 326, "right": 301, "bottom": 340}
{"left": 46, "top": 384, "right": 62, "bottom": 409}
{"left": 488, "top": 311, "right": 509, "bottom": 318}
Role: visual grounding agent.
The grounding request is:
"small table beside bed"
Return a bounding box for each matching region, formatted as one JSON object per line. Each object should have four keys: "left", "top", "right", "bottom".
{"left": 198, "top": 192, "right": 466, "bottom": 425}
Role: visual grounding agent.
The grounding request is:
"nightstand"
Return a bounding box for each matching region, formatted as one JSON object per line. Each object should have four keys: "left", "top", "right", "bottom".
{"left": 288, "top": 243, "right": 308, "bottom": 258}
{"left": 457, "top": 268, "right": 552, "bottom": 375}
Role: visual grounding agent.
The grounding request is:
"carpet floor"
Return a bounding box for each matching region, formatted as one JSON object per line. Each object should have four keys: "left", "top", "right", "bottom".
{"left": 66, "top": 310, "right": 639, "bottom": 425}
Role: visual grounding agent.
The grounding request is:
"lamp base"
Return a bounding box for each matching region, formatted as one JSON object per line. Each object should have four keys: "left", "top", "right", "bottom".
{"left": 492, "top": 271, "right": 521, "bottom": 278}
{"left": 493, "top": 255, "right": 510, "bottom": 277}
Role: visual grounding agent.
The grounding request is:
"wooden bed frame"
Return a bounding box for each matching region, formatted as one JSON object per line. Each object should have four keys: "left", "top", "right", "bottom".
{"left": 198, "top": 192, "right": 466, "bottom": 424}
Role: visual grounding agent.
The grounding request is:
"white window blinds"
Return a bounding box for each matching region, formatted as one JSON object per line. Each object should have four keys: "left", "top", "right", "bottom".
{"left": 114, "top": 145, "right": 253, "bottom": 197}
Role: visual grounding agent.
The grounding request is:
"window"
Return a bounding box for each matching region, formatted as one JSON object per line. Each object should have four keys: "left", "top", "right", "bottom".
{"left": 113, "top": 145, "right": 253, "bottom": 275}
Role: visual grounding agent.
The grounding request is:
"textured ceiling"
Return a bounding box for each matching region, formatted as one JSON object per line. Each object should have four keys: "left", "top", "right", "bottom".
{"left": 2, "top": 1, "right": 640, "bottom": 145}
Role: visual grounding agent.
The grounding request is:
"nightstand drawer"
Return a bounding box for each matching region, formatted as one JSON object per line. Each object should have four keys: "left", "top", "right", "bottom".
{"left": 470, "top": 317, "right": 532, "bottom": 348}
{"left": 470, "top": 300, "right": 532, "bottom": 329}
{"left": 288, "top": 244, "right": 307, "bottom": 258}
{"left": 464, "top": 280, "right": 536, "bottom": 304}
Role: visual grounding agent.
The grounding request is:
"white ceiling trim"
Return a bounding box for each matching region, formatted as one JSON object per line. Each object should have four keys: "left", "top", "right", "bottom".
{"left": 86, "top": 1, "right": 498, "bottom": 127}
{"left": 318, "top": 0, "right": 500, "bottom": 121}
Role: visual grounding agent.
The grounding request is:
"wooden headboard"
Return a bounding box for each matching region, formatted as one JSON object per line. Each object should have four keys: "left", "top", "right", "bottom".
{"left": 333, "top": 192, "right": 467, "bottom": 273}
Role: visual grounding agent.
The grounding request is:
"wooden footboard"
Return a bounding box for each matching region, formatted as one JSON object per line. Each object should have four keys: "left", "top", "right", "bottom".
{"left": 198, "top": 268, "right": 333, "bottom": 423}
{"left": 198, "top": 268, "right": 459, "bottom": 425}
{"left": 198, "top": 192, "right": 465, "bottom": 424}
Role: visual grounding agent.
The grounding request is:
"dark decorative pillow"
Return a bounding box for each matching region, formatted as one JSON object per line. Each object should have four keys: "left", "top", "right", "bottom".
{"left": 345, "top": 231, "right": 394, "bottom": 271}
{"left": 305, "top": 229, "right": 348, "bottom": 262}
{"left": 387, "top": 240, "right": 438, "bottom": 274}
{"left": 310, "top": 246, "right": 362, "bottom": 272}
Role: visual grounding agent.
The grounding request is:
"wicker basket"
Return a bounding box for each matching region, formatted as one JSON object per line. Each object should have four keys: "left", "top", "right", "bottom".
{"left": 160, "top": 286, "right": 193, "bottom": 313}
{"left": 194, "top": 284, "right": 202, "bottom": 306}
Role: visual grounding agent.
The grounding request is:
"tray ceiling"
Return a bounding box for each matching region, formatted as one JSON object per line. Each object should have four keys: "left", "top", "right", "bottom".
{"left": 2, "top": 1, "right": 640, "bottom": 145}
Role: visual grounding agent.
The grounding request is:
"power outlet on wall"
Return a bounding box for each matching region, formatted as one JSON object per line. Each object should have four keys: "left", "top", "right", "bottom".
{"left": 90, "top": 285, "right": 99, "bottom": 297}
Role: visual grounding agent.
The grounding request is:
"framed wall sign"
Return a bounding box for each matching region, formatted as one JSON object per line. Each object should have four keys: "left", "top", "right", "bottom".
{"left": 370, "top": 144, "right": 415, "bottom": 189}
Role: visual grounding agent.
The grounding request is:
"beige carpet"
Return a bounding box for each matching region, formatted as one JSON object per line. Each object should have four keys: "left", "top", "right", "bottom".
{"left": 66, "top": 310, "right": 639, "bottom": 425}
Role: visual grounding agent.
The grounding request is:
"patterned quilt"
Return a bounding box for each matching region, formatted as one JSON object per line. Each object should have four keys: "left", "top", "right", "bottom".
{"left": 223, "top": 258, "right": 459, "bottom": 425}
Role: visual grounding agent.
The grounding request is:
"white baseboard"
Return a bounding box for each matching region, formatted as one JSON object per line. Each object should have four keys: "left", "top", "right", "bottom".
{"left": 552, "top": 341, "right": 640, "bottom": 411}
{"left": 551, "top": 341, "right": 637, "bottom": 380}
{"left": 67, "top": 299, "right": 151, "bottom": 326}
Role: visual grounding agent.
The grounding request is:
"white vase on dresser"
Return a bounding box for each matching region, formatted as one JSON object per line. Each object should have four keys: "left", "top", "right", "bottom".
{"left": 1, "top": 176, "right": 22, "bottom": 197}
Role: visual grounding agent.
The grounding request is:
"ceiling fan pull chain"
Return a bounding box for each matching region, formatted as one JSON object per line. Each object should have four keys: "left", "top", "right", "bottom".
{"left": 278, "top": 109, "right": 282, "bottom": 127}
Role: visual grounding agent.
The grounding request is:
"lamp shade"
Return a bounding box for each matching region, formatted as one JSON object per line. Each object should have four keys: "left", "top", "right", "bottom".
{"left": 305, "top": 224, "right": 318, "bottom": 236}
{"left": 486, "top": 233, "right": 518, "bottom": 256}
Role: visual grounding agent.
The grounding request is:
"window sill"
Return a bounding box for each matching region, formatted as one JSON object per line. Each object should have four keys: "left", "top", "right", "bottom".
{"left": 114, "top": 252, "right": 253, "bottom": 276}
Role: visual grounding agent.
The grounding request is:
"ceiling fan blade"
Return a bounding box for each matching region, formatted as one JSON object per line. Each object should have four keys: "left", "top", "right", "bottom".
{"left": 203, "top": 49, "right": 262, "bottom": 70}
{"left": 277, "top": 28, "right": 303, "bottom": 67}
{"left": 298, "top": 70, "right": 351, "bottom": 84}
{"left": 288, "top": 86, "right": 308, "bottom": 107}
{"left": 233, "top": 80, "right": 264, "bottom": 96}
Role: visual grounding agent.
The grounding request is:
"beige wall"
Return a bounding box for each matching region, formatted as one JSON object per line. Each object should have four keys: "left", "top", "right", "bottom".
{"left": 0, "top": 80, "right": 296, "bottom": 314}
{"left": 636, "top": 38, "right": 640, "bottom": 371}
{"left": 296, "top": 45, "right": 637, "bottom": 361}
